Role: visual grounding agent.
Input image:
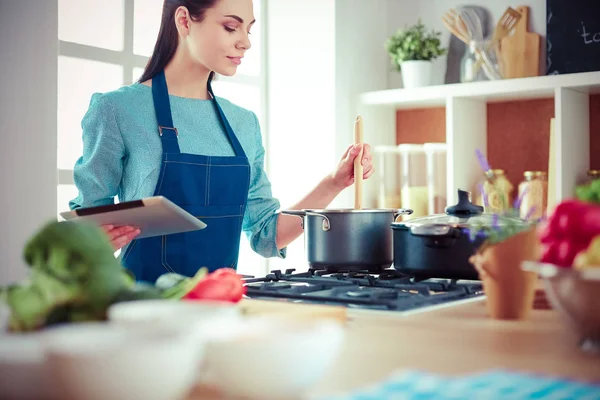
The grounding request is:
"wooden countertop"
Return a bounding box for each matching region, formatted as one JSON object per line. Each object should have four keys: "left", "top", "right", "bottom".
{"left": 190, "top": 296, "right": 600, "bottom": 399}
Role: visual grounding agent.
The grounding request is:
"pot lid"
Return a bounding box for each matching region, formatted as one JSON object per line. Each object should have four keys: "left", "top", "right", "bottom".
{"left": 302, "top": 208, "right": 411, "bottom": 214}
{"left": 392, "top": 189, "right": 522, "bottom": 228}
{"left": 393, "top": 212, "right": 522, "bottom": 228}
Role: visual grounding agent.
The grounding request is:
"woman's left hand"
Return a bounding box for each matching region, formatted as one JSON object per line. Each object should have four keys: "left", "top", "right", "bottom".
{"left": 330, "top": 143, "right": 374, "bottom": 190}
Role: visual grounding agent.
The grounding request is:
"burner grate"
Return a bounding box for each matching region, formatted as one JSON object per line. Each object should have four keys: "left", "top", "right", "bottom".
{"left": 243, "top": 268, "right": 483, "bottom": 312}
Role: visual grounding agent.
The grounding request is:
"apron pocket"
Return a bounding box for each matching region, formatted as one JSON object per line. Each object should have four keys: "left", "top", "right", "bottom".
{"left": 208, "top": 164, "right": 250, "bottom": 206}
{"left": 161, "top": 161, "right": 209, "bottom": 206}
{"left": 163, "top": 204, "right": 245, "bottom": 276}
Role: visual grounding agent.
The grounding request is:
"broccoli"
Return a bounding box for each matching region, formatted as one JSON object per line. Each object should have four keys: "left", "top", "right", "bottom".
{"left": 4, "top": 220, "right": 135, "bottom": 331}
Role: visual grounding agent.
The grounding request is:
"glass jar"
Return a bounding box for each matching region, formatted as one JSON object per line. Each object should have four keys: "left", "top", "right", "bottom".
{"left": 587, "top": 170, "right": 600, "bottom": 183}
{"left": 477, "top": 169, "right": 514, "bottom": 214}
{"left": 398, "top": 144, "right": 428, "bottom": 220}
{"left": 374, "top": 146, "right": 402, "bottom": 209}
{"left": 460, "top": 40, "right": 486, "bottom": 83}
{"left": 518, "top": 171, "right": 548, "bottom": 221}
{"left": 424, "top": 143, "right": 447, "bottom": 214}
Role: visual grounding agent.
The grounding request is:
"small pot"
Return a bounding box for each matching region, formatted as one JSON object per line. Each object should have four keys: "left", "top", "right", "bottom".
{"left": 391, "top": 189, "right": 524, "bottom": 280}
{"left": 282, "top": 208, "right": 413, "bottom": 272}
{"left": 469, "top": 228, "right": 540, "bottom": 320}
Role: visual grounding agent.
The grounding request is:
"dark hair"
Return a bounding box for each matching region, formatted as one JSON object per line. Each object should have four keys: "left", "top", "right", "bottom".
{"left": 138, "top": 0, "right": 220, "bottom": 83}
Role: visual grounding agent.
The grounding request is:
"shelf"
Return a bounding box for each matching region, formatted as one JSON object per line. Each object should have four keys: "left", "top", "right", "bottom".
{"left": 360, "top": 71, "right": 600, "bottom": 109}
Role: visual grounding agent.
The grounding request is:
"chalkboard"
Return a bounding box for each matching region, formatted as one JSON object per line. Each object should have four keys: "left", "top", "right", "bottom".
{"left": 546, "top": 0, "right": 600, "bottom": 75}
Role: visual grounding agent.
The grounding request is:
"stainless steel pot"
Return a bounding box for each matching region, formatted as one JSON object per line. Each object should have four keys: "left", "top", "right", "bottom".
{"left": 282, "top": 208, "right": 413, "bottom": 272}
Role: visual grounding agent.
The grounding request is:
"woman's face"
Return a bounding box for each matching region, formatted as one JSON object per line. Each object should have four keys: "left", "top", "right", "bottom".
{"left": 179, "top": 0, "right": 255, "bottom": 76}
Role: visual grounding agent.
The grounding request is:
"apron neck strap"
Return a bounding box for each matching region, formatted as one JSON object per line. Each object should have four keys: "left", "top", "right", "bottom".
{"left": 207, "top": 79, "right": 247, "bottom": 158}
{"left": 151, "top": 70, "right": 248, "bottom": 158}
{"left": 152, "top": 70, "right": 181, "bottom": 153}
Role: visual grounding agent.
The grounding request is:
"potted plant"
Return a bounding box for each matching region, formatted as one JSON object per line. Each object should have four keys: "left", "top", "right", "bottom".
{"left": 385, "top": 21, "right": 447, "bottom": 88}
{"left": 466, "top": 150, "right": 541, "bottom": 320}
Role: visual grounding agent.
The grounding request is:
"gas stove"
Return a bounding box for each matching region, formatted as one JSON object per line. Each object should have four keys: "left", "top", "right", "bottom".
{"left": 242, "top": 268, "right": 485, "bottom": 316}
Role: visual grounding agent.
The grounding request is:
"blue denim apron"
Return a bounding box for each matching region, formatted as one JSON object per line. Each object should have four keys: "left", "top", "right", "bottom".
{"left": 122, "top": 70, "right": 251, "bottom": 283}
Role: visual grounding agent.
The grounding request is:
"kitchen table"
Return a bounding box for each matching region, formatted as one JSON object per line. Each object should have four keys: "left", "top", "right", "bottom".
{"left": 189, "top": 296, "right": 600, "bottom": 399}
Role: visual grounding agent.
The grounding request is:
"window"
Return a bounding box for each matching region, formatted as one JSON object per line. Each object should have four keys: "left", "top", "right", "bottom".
{"left": 57, "top": 0, "right": 268, "bottom": 277}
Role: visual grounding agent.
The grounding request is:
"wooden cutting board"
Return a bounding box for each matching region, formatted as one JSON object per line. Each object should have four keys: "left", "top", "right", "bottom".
{"left": 500, "top": 6, "right": 541, "bottom": 78}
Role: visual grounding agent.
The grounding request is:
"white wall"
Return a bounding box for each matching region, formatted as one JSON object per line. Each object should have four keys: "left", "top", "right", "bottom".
{"left": 332, "top": 0, "right": 391, "bottom": 208}
{"left": 386, "top": 0, "right": 547, "bottom": 88}
{"left": 0, "top": 0, "right": 58, "bottom": 285}
{"left": 266, "top": 0, "right": 336, "bottom": 271}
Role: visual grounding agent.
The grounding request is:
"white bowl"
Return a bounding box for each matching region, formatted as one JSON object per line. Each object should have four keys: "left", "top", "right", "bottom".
{"left": 202, "top": 316, "right": 346, "bottom": 400}
{"left": 42, "top": 322, "right": 202, "bottom": 400}
{"left": 0, "top": 333, "right": 57, "bottom": 400}
{"left": 523, "top": 261, "right": 600, "bottom": 353}
{"left": 107, "top": 299, "right": 241, "bottom": 341}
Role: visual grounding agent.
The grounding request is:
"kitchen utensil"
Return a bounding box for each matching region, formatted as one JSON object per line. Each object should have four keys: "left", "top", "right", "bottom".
{"left": 473, "top": 7, "right": 522, "bottom": 73}
{"left": 445, "top": 6, "right": 491, "bottom": 84}
{"left": 522, "top": 261, "right": 600, "bottom": 354}
{"left": 238, "top": 298, "right": 348, "bottom": 323}
{"left": 42, "top": 322, "right": 202, "bottom": 400}
{"left": 202, "top": 316, "right": 345, "bottom": 400}
{"left": 354, "top": 115, "right": 364, "bottom": 210}
{"left": 442, "top": 9, "right": 502, "bottom": 80}
{"left": 391, "top": 189, "right": 526, "bottom": 280}
{"left": 282, "top": 207, "right": 412, "bottom": 272}
{"left": 500, "top": 6, "right": 541, "bottom": 78}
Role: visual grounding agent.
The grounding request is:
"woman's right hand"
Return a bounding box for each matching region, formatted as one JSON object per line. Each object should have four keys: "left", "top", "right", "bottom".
{"left": 101, "top": 225, "right": 141, "bottom": 251}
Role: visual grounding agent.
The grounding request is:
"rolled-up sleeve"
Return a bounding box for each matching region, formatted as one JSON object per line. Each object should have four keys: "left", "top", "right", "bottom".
{"left": 69, "top": 93, "right": 125, "bottom": 210}
{"left": 242, "top": 112, "right": 286, "bottom": 259}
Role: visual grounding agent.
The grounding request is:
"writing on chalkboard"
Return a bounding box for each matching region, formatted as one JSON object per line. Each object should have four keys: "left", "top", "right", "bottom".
{"left": 581, "top": 23, "right": 600, "bottom": 45}
{"left": 546, "top": 0, "right": 600, "bottom": 75}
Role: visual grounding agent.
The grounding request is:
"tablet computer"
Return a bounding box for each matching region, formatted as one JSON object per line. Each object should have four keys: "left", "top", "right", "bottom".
{"left": 60, "top": 196, "right": 207, "bottom": 239}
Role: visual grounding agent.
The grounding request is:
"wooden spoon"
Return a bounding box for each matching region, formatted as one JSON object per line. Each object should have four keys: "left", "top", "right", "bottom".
{"left": 354, "top": 115, "right": 364, "bottom": 210}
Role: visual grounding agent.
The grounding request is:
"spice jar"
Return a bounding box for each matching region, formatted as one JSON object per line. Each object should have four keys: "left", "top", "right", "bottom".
{"left": 587, "top": 170, "right": 600, "bottom": 183}
{"left": 478, "top": 169, "right": 514, "bottom": 213}
{"left": 518, "top": 171, "right": 548, "bottom": 221}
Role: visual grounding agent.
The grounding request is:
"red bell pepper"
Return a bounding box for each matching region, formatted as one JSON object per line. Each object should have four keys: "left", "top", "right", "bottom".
{"left": 540, "top": 200, "right": 600, "bottom": 243}
{"left": 539, "top": 199, "right": 600, "bottom": 267}
{"left": 182, "top": 268, "right": 246, "bottom": 303}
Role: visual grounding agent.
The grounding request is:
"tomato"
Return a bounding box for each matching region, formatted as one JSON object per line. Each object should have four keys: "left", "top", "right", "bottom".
{"left": 182, "top": 268, "right": 246, "bottom": 302}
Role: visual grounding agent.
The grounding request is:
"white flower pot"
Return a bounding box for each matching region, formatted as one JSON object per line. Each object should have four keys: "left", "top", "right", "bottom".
{"left": 400, "top": 60, "right": 440, "bottom": 88}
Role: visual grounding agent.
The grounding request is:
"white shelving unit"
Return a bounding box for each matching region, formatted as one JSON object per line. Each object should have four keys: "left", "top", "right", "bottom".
{"left": 357, "top": 71, "right": 600, "bottom": 209}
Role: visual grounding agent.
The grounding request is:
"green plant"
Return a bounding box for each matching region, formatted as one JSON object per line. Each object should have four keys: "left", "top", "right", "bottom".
{"left": 385, "top": 21, "right": 446, "bottom": 71}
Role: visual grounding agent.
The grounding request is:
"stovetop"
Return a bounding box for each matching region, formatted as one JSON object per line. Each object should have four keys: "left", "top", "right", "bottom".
{"left": 243, "top": 268, "right": 484, "bottom": 314}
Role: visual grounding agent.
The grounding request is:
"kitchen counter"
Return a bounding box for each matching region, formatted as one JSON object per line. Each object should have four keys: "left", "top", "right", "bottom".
{"left": 190, "top": 296, "right": 600, "bottom": 399}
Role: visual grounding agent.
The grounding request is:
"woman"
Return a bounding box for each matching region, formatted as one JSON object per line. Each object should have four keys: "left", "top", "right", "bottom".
{"left": 69, "top": 0, "right": 374, "bottom": 283}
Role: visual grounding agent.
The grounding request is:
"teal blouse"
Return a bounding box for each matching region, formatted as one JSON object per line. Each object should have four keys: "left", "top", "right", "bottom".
{"left": 69, "top": 83, "right": 285, "bottom": 259}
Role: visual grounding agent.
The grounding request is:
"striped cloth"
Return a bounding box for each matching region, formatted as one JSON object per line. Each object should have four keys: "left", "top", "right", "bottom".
{"left": 315, "top": 370, "right": 600, "bottom": 400}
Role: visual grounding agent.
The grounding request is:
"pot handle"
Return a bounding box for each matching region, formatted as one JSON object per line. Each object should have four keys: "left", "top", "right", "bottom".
{"left": 281, "top": 210, "right": 307, "bottom": 218}
{"left": 281, "top": 210, "right": 331, "bottom": 231}
{"left": 394, "top": 208, "right": 413, "bottom": 222}
{"left": 281, "top": 210, "right": 306, "bottom": 230}
{"left": 410, "top": 224, "right": 461, "bottom": 238}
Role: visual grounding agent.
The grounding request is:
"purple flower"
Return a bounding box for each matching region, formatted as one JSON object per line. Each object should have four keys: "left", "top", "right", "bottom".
{"left": 475, "top": 149, "right": 491, "bottom": 173}
{"left": 513, "top": 186, "right": 528, "bottom": 210}
{"left": 492, "top": 213, "right": 499, "bottom": 229}
{"left": 524, "top": 206, "right": 537, "bottom": 221}
{"left": 478, "top": 183, "right": 489, "bottom": 208}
